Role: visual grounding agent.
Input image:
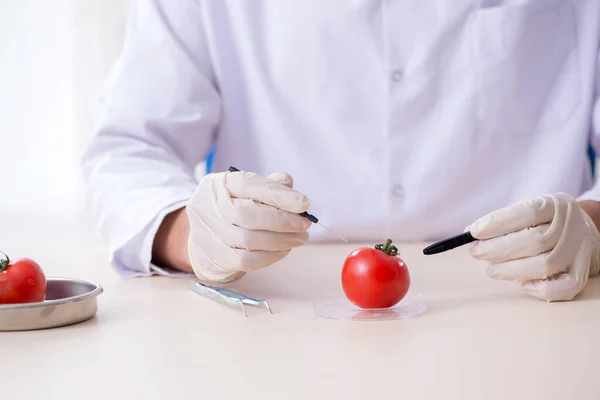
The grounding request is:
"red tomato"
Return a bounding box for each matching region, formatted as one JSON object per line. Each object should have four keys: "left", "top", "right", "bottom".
{"left": 0, "top": 253, "right": 47, "bottom": 304}
{"left": 341, "top": 239, "right": 410, "bottom": 309}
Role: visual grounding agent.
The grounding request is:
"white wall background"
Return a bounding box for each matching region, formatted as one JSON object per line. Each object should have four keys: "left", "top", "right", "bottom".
{"left": 0, "top": 0, "right": 131, "bottom": 222}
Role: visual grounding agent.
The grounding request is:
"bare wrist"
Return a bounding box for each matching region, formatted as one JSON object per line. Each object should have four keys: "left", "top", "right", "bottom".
{"left": 152, "top": 207, "right": 194, "bottom": 273}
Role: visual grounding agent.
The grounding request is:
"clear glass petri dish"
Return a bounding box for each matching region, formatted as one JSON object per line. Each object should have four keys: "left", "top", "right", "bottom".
{"left": 313, "top": 291, "right": 427, "bottom": 322}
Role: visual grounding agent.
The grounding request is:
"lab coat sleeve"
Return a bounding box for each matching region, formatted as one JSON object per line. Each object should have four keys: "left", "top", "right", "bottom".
{"left": 81, "top": 0, "right": 220, "bottom": 277}
{"left": 578, "top": 43, "right": 600, "bottom": 203}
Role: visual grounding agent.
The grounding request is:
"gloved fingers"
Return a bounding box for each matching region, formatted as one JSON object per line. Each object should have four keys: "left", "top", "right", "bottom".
{"left": 520, "top": 267, "right": 589, "bottom": 302}
{"left": 267, "top": 171, "right": 294, "bottom": 188}
{"left": 219, "top": 198, "right": 311, "bottom": 233}
{"left": 470, "top": 195, "right": 556, "bottom": 240}
{"left": 188, "top": 220, "right": 247, "bottom": 282}
{"left": 581, "top": 210, "right": 600, "bottom": 277}
{"left": 470, "top": 223, "right": 557, "bottom": 263}
{"left": 188, "top": 218, "right": 294, "bottom": 279}
{"left": 197, "top": 239, "right": 291, "bottom": 274}
{"left": 225, "top": 170, "right": 310, "bottom": 214}
{"left": 520, "top": 273, "right": 577, "bottom": 302}
{"left": 187, "top": 172, "right": 303, "bottom": 283}
{"left": 221, "top": 226, "right": 309, "bottom": 252}
{"left": 207, "top": 200, "right": 309, "bottom": 250}
{"left": 235, "top": 248, "right": 292, "bottom": 273}
{"left": 520, "top": 236, "right": 595, "bottom": 301}
{"left": 485, "top": 251, "right": 567, "bottom": 281}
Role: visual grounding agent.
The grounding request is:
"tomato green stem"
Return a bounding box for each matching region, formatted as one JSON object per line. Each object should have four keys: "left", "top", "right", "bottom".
{"left": 0, "top": 250, "right": 9, "bottom": 273}
{"left": 375, "top": 239, "right": 399, "bottom": 256}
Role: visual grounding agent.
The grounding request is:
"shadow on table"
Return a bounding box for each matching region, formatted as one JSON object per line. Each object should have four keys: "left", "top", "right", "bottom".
{"left": 225, "top": 272, "right": 334, "bottom": 303}
{"left": 423, "top": 292, "right": 523, "bottom": 317}
{"left": 424, "top": 277, "right": 600, "bottom": 317}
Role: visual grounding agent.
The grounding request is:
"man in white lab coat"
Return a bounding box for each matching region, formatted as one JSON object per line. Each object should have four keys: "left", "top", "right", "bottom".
{"left": 81, "top": 0, "right": 600, "bottom": 302}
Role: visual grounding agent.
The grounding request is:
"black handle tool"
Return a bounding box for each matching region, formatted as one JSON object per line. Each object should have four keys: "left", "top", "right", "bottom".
{"left": 422, "top": 231, "right": 476, "bottom": 255}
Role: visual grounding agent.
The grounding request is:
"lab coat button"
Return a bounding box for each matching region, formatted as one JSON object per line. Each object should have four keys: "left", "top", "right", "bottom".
{"left": 391, "top": 69, "right": 403, "bottom": 82}
{"left": 391, "top": 184, "right": 404, "bottom": 198}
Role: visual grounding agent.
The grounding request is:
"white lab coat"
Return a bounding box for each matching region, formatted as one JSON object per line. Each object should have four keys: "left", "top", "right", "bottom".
{"left": 81, "top": 0, "right": 600, "bottom": 278}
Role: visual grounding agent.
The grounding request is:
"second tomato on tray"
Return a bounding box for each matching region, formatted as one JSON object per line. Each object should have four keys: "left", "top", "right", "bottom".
{"left": 0, "top": 253, "right": 47, "bottom": 304}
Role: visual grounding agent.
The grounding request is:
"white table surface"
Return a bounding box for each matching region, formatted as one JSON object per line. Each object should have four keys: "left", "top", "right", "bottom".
{"left": 1, "top": 217, "right": 599, "bottom": 400}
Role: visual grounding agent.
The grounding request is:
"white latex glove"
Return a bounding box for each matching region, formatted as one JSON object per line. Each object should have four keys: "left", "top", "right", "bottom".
{"left": 186, "top": 169, "right": 311, "bottom": 283}
{"left": 468, "top": 193, "right": 600, "bottom": 301}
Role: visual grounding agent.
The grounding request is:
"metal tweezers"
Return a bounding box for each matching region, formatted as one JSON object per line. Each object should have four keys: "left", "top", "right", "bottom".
{"left": 188, "top": 280, "right": 273, "bottom": 317}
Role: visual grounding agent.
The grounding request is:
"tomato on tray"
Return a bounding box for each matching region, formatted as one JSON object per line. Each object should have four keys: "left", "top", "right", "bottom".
{"left": 0, "top": 251, "right": 47, "bottom": 304}
{"left": 341, "top": 239, "right": 410, "bottom": 309}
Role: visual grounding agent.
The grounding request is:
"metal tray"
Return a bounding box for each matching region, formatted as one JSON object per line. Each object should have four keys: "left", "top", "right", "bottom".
{"left": 0, "top": 277, "right": 103, "bottom": 331}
